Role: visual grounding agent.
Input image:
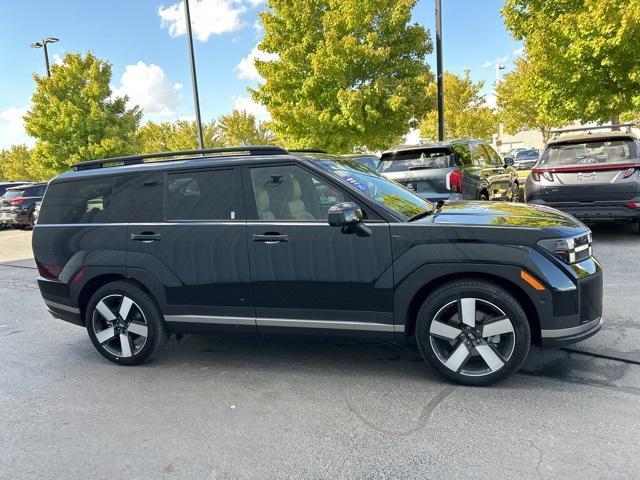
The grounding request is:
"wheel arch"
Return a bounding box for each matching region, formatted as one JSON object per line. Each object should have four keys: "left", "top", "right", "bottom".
{"left": 401, "top": 271, "right": 542, "bottom": 345}
{"left": 77, "top": 274, "right": 157, "bottom": 324}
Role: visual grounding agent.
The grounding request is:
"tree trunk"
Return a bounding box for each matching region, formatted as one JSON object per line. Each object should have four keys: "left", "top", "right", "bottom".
{"left": 611, "top": 114, "right": 620, "bottom": 130}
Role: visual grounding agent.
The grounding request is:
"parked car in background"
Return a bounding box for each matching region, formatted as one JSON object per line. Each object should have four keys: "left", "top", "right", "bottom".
{"left": 378, "top": 140, "right": 520, "bottom": 202}
{"left": 526, "top": 128, "right": 640, "bottom": 231}
{"left": 33, "top": 201, "right": 42, "bottom": 225}
{"left": 0, "top": 183, "right": 47, "bottom": 229}
{"left": 0, "top": 182, "right": 31, "bottom": 228}
{"left": 513, "top": 149, "right": 540, "bottom": 170}
{"left": 341, "top": 153, "right": 380, "bottom": 171}
{"left": 34, "top": 146, "right": 602, "bottom": 386}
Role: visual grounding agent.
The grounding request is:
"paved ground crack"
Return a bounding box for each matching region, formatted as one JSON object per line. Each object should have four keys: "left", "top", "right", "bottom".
{"left": 345, "top": 385, "right": 456, "bottom": 436}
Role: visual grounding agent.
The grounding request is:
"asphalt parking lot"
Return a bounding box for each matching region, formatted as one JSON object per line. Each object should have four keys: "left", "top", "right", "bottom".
{"left": 1, "top": 225, "right": 639, "bottom": 479}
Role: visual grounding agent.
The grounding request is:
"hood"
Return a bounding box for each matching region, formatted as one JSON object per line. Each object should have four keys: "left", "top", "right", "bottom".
{"left": 421, "top": 201, "right": 586, "bottom": 234}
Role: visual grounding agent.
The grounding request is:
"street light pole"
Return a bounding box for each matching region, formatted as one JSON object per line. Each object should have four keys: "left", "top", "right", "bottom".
{"left": 435, "top": 0, "right": 444, "bottom": 141}
{"left": 184, "top": 0, "right": 205, "bottom": 150}
{"left": 30, "top": 37, "right": 59, "bottom": 78}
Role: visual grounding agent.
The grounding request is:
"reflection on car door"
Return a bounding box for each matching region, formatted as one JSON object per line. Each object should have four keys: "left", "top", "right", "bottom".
{"left": 243, "top": 163, "right": 395, "bottom": 335}
{"left": 482, "top": 144, "right": 512, "bottom": 199}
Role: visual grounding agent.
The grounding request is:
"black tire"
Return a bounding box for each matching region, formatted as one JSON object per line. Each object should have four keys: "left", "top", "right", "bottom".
{"left": 478, "top": 191, "right": 489, "bottom": 201}
{"left": 85, "top": 280, "right": 167, "bottom": 365}
{"left": 415, "top": 279, "right": 531, "bottom": 386}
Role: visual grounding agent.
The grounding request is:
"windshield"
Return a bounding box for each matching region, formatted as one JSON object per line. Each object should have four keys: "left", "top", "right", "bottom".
{"left": 378, "top": 148, "right": 456, "bottom": 173}
{"left": 540, "top": 139, "right": 638, "bottom": 168}
{"left": 515, "top": 150, "right": 539, "bottom": 160}
{"left": 314, "top": 158, "right": 432, "bottom": 219}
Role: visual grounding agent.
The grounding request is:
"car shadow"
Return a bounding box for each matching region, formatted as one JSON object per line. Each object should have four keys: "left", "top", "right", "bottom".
{"left": 589, "top": 221, "right": 638, "bottom": 241}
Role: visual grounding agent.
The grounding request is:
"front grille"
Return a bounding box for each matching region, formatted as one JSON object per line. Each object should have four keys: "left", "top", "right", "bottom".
{"left": 578, "top": 271, "right": 603, "bottom": 323}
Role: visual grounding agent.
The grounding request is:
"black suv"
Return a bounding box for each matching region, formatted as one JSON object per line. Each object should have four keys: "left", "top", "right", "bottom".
{"left": 33, "top": 146, "right": 603, "bottom": 385}
{"left": 378, "top": 140, "right": 519, "bottom": 203}
{"left": 0, "top": 182, "right": 46, "bottom": 229}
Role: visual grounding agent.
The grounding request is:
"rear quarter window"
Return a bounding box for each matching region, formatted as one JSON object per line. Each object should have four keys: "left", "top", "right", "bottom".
{"left": 39, "top": 177, "right": 122, "bottom": 224}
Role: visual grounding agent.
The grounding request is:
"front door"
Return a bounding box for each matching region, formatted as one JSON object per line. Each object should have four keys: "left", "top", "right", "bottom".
{"left": 243, "top": 163, "right": 395, "bottom": 335}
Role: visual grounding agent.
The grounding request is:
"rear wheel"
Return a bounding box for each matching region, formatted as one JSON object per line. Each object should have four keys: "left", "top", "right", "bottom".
{"left": 86, "top": 281, "right": 167, "bottom": 365}
{"left": 478, "top": 191, "right": 489, "bottom": 201}
{"left": 415, "top": 279, "right": 530, "bottom": 386}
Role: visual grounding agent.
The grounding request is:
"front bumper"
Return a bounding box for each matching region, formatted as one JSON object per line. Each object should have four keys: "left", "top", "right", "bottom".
{"left": 541, "top": 316, "right": 602, "bottom": 347}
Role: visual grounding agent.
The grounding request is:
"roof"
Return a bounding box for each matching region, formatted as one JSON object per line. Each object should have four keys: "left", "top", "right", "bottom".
{"left": 382, "top": 139, "right": 482, "bottom": 156}
{"left": 548, "top": 130, "right": 638, "bottom": 146}
{"left": 52, "top": 148, "right": 344, "bottom": 184}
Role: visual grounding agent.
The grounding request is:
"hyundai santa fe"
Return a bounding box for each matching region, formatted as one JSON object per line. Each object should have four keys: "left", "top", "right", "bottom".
{"left": 33, "top": 146, "right": 603, "bottom": 386}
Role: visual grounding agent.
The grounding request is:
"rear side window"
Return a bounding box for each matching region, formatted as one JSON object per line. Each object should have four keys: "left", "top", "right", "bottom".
{"left": 39, "top": 178, "right": 115, "bottom": 224}
{"left": 471, "top": 144, "right": 490, "bottom": 166}
{"left": 25, "top": 185, "right": 46, "bottom": 196}
{"left": 166, "top": 169, "right": 240, "bottom": 220}
{"left": 450, "top": 144, "right": 472, "bottom": 166}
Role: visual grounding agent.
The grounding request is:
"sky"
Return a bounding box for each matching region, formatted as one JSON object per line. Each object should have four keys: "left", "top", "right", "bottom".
{"left": 0, "top": 0, "right": 522, "bottom": 149}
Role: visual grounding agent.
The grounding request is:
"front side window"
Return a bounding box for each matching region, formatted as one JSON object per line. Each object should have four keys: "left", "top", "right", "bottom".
{"left": 39, "top": 178, "right": 115, "bottom": 224}
{"left": 314, "top": 158, "right": 432, "bottom": 220}
{"left": 166, "top": 169, "right": 239, "bottom": 220}
{"left": 540, "top": 139, "right": 638, "bottom": 168}
{"left": 249, "top": 165, "right": 346, "bottom": 221}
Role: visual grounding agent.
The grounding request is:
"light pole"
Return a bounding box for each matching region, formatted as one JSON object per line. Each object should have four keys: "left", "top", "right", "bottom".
{"left": 30, "top": 37, "right": 59, "bottom": 77}
{"left": 184, "top": 0, "right": 205, "bottom": 150}
{"left": 495, "top": 63, "right": 505, "bottom": 85}
{"left": 435, "top": 0, "right": 444, "bottom": 141}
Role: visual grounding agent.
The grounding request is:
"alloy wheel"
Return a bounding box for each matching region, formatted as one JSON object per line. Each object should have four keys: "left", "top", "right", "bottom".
{"left": 92, "top": 294, "right": 148, "bottom": 358}
{"left": 511, "top": 183, "right": 521, "bottom": 202}
{"left": 429, "top": 298, "right": 515, "bottom": 377}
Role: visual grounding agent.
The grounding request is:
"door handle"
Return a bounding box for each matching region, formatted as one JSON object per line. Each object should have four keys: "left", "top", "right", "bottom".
{"left": 253, "top": 233, "right": 288, "bottom": 243}
{"left": 130, "top": 233, "right": 162, "bottom": 242}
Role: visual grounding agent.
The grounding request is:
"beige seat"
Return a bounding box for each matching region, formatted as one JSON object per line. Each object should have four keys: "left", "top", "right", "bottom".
{"left": 255, "top": 186, "right": 275, "bottom": 220}
{"left": 286, "top": 178, "right": 315, "bottom": 220}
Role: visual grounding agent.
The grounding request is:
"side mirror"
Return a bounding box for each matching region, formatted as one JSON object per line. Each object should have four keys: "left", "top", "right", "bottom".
{"left": 328, "top": 202, "right": 363, "bottom": 227}
{"left": 503, "top": 156, "right": 514, "bottom": 167}
{"left": 328, "top": 202, "right": 371, "bottom": 237}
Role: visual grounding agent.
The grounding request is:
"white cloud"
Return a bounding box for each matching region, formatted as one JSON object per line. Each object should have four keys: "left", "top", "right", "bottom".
{"left": 158, "top": 0, "right": 248, "bottom": 42}
{"left": 404, "top": 128, "right": 421, "bottom": 145}
{"left": 482, "top": 54, "right": 509, "bottom": 68}
{"left": 235, "top": 45, "right": 278, "bottom": 81}
{"left": 112, "top": 62, "right": 181, "bottom": 116}
{"left": 233, "top": 95, "right": 270, "bottom": 121}
{"left": 52, "top": 53, "right": 64, "bottom": 66}
{"left": 513, "top": 46, "right": 525, "bottom": 56}
{"left": 0, "top": 106, "right": 33, "bottom": 149}
{"left": 485, "top": 93, "right": 497, "bottom": 109}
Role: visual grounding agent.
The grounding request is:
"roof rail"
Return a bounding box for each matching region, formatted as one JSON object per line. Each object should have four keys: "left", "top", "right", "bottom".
{"left": 73, "top": 145, "right": 289, "bottom": 171}
{"left": 288, "top": 149, "right": 328, "bottom": 154}
{"left": 550, "top": 123, "right": 637, "bottom": 137}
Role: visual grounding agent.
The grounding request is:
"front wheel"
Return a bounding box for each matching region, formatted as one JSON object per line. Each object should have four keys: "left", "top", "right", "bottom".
{"left": 416, "top": 279, "right": 531, "bottom": 386}
{"left": 510, "top": 182, "right": 521, "bottom": 202}
{"left": 86, "top": 280, "right": 167, "bottom": 365}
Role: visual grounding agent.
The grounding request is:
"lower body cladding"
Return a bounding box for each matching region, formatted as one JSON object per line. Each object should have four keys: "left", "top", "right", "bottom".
{"left": 527, "top": 199, "right": 640, "bottom": 223}
{"left": 0, "top": 209, "right": 31, "bottom": 226}
{"left": 164, "top": 315, "right": 402, "bottom": 337}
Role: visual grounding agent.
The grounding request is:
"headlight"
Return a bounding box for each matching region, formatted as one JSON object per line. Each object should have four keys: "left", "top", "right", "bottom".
{"left": 538, "top": 232, "right": 592, "bottom": 264}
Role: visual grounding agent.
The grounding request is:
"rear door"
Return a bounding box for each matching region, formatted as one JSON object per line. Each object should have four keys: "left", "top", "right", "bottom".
{"left": 126, "top": 167, "right": 254, "bottom": 328}
{"left": 243, "top": 162, "right": 395, "bottom": 334}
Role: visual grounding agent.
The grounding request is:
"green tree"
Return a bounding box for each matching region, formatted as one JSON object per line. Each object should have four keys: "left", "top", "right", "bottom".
{"left": 0, "top": 145, "right": 53, "bottom": 181}
{"left": 419, "top": 71, "right": 498, "bottom": 141}
{"left": 138, "top": 119, "right": 222, "bottom": 153}
{"left": 252, "top": 0, "right": 433, "bottom": 152}
{"left": 502, "top": 0, "right": 640, "bottom": 124}
{"left": 218, "top": 110, "right": 274, "bottom": 146}
{"left": 24, "top": 52, "right": 141, "bottom": 174}
{"left": 496, "top": 59, "right": 565, "bottom": 143}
